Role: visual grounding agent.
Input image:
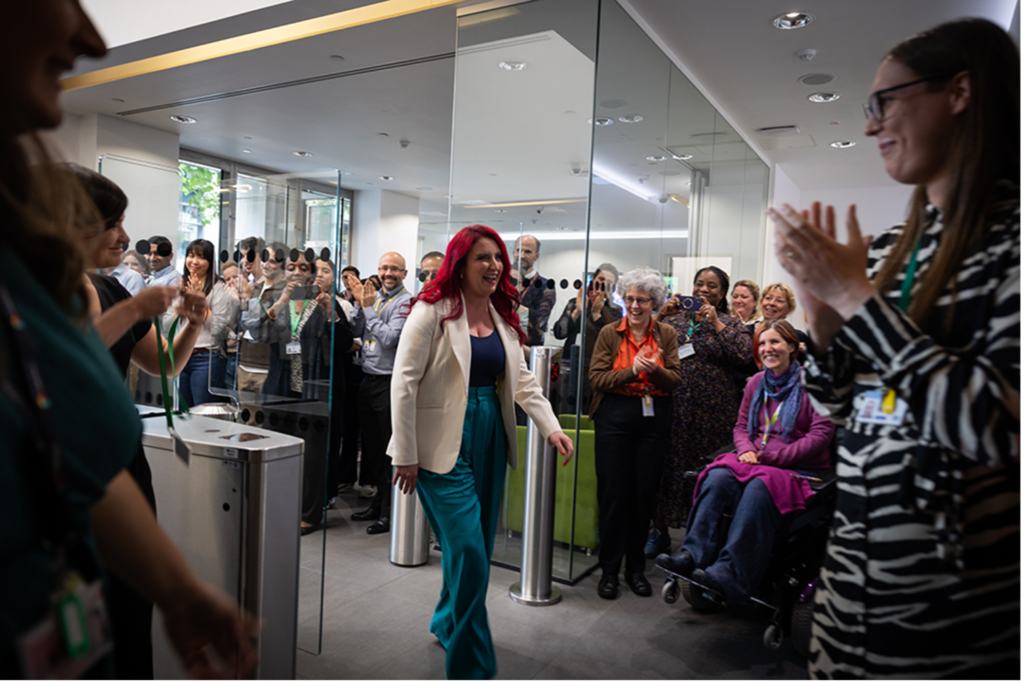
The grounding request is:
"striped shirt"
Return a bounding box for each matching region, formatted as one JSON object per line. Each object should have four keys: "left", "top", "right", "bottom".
{"left": 803, "top": 187, "right": 1020, "bottom": 678}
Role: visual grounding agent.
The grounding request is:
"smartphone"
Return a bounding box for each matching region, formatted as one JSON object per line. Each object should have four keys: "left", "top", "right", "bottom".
{"left": 676, "top": 294, "right": 703, "bottom": 311}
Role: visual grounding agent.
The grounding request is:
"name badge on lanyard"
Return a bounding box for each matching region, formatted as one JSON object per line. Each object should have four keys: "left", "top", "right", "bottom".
{"left": 642, "top": 394, "right": 654, "bottom": 417}
{"left": 678, "top": 344, "right": 695, "bottom": 360}
{"left": 286, "top": 342, "right": 301, "bottom": 355}
{"left": 855, "top": 389, "right": 909, "bottom": 425}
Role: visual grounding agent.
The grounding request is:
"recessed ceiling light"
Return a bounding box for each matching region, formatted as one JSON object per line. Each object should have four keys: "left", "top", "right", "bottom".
{"left": 416, "top": 186, "right": 432, "bottom": 191}
{"left": 495, "top": 209, "right": 508, "bottom": 213}
{"left": 242, "top": 149, "right": 252, "bottom": 154}
{"left": 293, "top": 150, "right": 314, "bottom": 157}
{"left": 329, "top": 54, "right": 345, "bottom": 61}
{"left": 772, "top": 12, "right": 814, "bottom": 29}
{"left": 618, "top": 114, "right": 644, "bottom": 123}
{"left": 808, "top": 92, "right": 841, "bottom": 103}
{"left": 111, "top": 98, "right": 124, "bottom": 103}
{"left": 672, "top": 153, "right": 694, "bottom": 161}
{"left": 830, "top": 140, "right": 856, "bottom": 149}
{"left": 170, "top": 115, "right": 196, "bottom": 124}
{"left": 645, "top": 155, "right": 667, "bottom": 162}
{"left": 379, "top": 175, "right": 394, "bottom": 181}
{"left": 498, "top": 60, "right": 526, "bottom": 71}
{"left": 588, "top": 117, "right": 614, "bottom": 126}
{"left": 799, "top": 73, "right": 836, "bottom": 86}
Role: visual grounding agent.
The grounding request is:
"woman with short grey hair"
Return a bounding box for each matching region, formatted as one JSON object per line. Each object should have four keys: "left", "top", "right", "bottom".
{"left": 617, "top": 267, "right": 668, "bottom": 311}
{"left": 588, "top": 266, "right": 681, "bottom": 599}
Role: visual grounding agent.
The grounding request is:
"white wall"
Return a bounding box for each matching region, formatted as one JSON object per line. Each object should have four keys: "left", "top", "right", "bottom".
{"left": 1011, "top": 0, "right": 1019, "bottom": 47}
{"left": 351, "top": 189, "right": 420, "bottom": 291}
{"left": 765, "top": 164, "right": 914, "bottom": 328}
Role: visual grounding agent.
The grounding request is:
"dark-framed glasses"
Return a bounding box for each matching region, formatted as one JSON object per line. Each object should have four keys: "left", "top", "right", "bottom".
{"left": 862, "top": 74, "right": 953, "bottom": 122}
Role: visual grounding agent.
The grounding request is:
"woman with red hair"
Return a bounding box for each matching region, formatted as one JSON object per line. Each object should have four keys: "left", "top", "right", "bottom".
{"left": 388, "top": 225, "right": 574, "bottom": 679}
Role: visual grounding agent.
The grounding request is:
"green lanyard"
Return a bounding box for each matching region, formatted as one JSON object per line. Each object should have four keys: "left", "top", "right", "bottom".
{"left": 762, "top": 402, "right": 782, "bottom": 447}
{"left": 153, "top": 315, "right": 193, "bottom": 463}
{"left": 686, "top": 315, "right": 702, "bottom": 342}
{"left": 290, "top": 299, "right": 310, "bottom": 338}
{"left": 898, "top": 234, "right": 924, "bottom": 312}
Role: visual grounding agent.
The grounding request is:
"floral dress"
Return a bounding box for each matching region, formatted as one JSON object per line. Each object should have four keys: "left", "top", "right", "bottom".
{"left": 656, "top": 310, "right": 752, "bottom": 528}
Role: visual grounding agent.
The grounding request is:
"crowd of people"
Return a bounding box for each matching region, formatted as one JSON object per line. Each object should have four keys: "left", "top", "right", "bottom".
{"left": 0, "top": 2, "right": 1017, "bottom": 680}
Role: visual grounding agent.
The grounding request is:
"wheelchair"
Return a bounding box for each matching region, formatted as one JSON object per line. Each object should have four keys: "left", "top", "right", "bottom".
{"left": 656, "top": 434, "right": 840, "bottom": 658}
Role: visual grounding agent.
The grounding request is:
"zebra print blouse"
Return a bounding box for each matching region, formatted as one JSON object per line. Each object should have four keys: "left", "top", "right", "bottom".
{"left": 802, "top": 186, "right": 1020, "bottom": 679}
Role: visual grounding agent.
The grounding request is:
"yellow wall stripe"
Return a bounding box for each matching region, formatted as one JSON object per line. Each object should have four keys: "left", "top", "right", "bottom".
{"left": 62, "top": 0, "right": 464, "bottom": 91}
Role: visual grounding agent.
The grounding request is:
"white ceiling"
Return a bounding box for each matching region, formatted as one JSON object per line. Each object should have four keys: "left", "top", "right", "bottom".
{"left": 61, "top": 0, "right": 1018, "bottom": 227}
{"left": 624, "top": 0, "right": 1019, "bottom": 191}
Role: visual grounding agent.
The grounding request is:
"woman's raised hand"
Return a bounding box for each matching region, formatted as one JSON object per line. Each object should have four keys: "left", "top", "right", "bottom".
{"left": 132, "top": 286, "right": 177, "bottom": 320}
{"left": 655, "top": 296, "right": 680, "bottom": 322}
{"left": 176, "top": 290, "right": 209, "bottom": 326}
{"left": 548, "top": 432, "right": 575, "bottom": 466}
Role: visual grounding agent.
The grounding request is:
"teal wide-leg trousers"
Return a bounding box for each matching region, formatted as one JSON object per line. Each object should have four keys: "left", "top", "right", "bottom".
{"left": 416, "top": 386, "right": 507, "bottom": 680}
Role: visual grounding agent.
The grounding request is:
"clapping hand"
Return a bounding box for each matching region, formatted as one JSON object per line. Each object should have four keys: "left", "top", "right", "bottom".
{"left": 632, "top": 345, "right": 662, "bottom": 376}
{"left": 175, "top": 289, "right": 209, "bottom": 326}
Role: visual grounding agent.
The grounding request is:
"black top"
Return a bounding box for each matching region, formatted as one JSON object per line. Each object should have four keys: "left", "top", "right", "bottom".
{"left": 469, "top": 330, "right": 505, "bottom": 387}
{"left": 87, "top": 273, "right": 151, "bottom": 378}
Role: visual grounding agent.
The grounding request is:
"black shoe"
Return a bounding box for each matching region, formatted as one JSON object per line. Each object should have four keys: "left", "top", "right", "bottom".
{"left": 367, "top": 517, "right": 390, "bottom": 535}
{"left": 300, "top": 523, "right": 321, "bottom": 537}
{"left": 691, "top": 569, "right": 724, "bottom": 597}
{"left": 351, "top": 507, "right": 381, "bottom": 521}
{"left": 656, "top": 549, "right": 695, "bottom": 578}
{"left": 625, "top": 572, "right": 652, "bottom": 597}
{"left": 597, "top": 573, "right": 619, "bottom": 600}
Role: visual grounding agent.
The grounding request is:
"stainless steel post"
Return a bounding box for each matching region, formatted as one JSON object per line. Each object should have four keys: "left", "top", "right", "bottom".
{"left": 390, "top": 477, "right": 430, "bottom": 566}
{"left": 510, "top": 346, "right": 562, "bottom": 606}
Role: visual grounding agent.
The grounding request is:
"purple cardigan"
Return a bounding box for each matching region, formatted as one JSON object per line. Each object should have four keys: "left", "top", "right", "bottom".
{"left": 695, "top": 369, "right": 836, "bottom": 516}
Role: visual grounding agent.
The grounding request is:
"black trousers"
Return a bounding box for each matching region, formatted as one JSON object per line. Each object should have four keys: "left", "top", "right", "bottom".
{"left": 593, "top": 393, "right": 670, "bottom": 576}
{"left": 359, "top": 373, "right": 393, "bottom": 515}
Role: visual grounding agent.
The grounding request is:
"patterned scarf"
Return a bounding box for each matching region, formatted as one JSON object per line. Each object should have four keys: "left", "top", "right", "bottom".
{"left": 748, "top": 360, "right": 803, "bottom": 444}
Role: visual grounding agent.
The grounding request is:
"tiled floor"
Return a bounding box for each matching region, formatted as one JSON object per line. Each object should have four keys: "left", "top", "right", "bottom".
{"left": 295, "top": 491, "right": 809, "bottom": 680}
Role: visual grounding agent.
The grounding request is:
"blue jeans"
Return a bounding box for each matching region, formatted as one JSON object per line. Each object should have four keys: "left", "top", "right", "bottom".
{"left": 178, "top": 351, "right": 223, "bottom": 407}
{"left": 681, "top": 467, "right": 781, "bottom": 605}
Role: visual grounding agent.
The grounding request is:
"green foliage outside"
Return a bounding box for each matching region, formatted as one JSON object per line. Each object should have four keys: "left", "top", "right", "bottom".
{"left": 179, "top": 162, "right": 220, "bottom": 228}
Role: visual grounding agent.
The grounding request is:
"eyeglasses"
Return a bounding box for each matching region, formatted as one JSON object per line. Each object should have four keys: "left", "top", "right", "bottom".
{"left": 624, "top": 296, "right": 653, "bottom": 306}
{"left": 378, "top": 265, "right": 405, "bottom": 274}
{"left": 862, "top": 74, "right": 953, "bottom": 123}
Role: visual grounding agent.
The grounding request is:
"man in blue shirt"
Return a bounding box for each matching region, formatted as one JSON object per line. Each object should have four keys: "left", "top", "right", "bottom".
{"left": 146, "top": 235, "right": 182, "bottom": 288}
{"left": 344, "top": 252, "right": 412, "bottom": 535}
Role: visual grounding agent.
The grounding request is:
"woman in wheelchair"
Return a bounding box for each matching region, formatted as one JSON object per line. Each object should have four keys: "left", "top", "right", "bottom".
{"left": 656, "top": 319, "right": 834, "bottom": 605}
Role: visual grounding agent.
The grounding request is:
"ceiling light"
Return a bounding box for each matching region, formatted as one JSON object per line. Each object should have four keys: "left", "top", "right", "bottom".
{"left": 329, "top": 54, "right": 345, "bottom": 61}
{"left": 379, "top": 175, "right": 394, "bottom": 181}
{"left": 589, "top": 117, "right": 614, "bottom": 126}
{"left": 618, "top": 114, "right": 643, "bottom": 123}
{"left": 111, "top": 98, "right": 124, "bottom": 103}
{"left": 293, "top": 150, "right": 314, "bottom": 157}
{"left": 416, "top": 186, "right": 432, "bottom": 191}
{"left": 498, "top": 60, "right": 526, "bottom": 71}
{"left": 808, "top": 92, "right": 840, "bottom": 103}
{"left": 830, "top": 140, "right": 856, "bottom": 149}
{"left": 672, "top": 153, "right": 694, "bottom": 161}
{"left": 646, "top": 155, "right": 667, "bottom": 162}
{"left": 494, "top": 209, "right": 507, "bottom": 213}
{"left": 799, "top": 73, "right": 836, "bottom": 86}
{"left": 241, "top": 149, "right": 252, "bottom": 154}
{"left": 772, "top": 12, "right": 813, "bottom": 29}
{"left": 170, "top": 115, "right": 196, "bottom": 124}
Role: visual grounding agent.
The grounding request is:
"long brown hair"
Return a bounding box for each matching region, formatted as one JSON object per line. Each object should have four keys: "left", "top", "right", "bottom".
{"left": 872, "top": 19, "right": 1020, "bottom": 330}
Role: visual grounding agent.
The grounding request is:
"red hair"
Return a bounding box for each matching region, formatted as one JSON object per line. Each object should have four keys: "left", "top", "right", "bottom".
{"left": 412, "top": 224, "right": 527, "bottom": 344}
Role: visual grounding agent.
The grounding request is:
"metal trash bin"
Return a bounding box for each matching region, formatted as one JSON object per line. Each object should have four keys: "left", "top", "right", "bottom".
{"left": 141, "top": 412, "right": 304, "bottom": 679}
{"left": 390, "top": 481, "right": 430, "bottom": 567}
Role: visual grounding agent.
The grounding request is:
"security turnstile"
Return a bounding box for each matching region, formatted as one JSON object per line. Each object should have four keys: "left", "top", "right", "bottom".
{"left": 140, "top": 412, "right": 304, "bottom": 680}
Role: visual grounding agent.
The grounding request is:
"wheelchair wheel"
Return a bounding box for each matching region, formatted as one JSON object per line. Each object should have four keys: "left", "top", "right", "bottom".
{"left": 790, "top": 600, "right": 815, "bottom": 659}
{"left": 763, "top": 622, "right": 783, "bottom": 651}
{"left": 682, "top": 580, "right": 715, "bottom": 611}
{"left": 662, "top": 578, "right": 680, "bottom": 604}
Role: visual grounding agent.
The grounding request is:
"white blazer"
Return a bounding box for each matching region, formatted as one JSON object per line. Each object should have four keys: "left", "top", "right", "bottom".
{"left": 387, "top": 296, "right": 562, "bottom": 474}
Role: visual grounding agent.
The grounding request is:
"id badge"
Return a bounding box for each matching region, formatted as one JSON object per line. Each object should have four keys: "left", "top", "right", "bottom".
{"left": 678, "top": 344, "right": 695, "bottom": 360}
{"left": 17, "top": 576, "right": 113, "bottom": 679}
{"left": 641, "top": 395, "right": 655, "bottom": 417}
{"left": 854, "top": 390, "right": 909, "bottom": 426}
{"left": 286, "top": 342, "right": 301, "bottom": 355}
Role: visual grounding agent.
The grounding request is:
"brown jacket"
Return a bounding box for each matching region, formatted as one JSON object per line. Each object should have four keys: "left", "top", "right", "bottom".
{"left": 588, "top": 321, "right": 682, "bottom": 418}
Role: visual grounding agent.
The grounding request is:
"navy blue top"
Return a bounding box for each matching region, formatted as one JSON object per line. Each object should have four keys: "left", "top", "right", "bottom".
{"left": 469, "top": 330, "right": 505, "bottom": 387}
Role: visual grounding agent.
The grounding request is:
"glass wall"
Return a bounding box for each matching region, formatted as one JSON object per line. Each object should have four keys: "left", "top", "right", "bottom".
{"left": 442, "top": 0, "right": 770, "bottom": 585}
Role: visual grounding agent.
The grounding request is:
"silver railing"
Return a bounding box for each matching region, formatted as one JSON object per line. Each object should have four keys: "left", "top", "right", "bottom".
{"left": 510, "top": 346, "right": 562, "bottom": 606}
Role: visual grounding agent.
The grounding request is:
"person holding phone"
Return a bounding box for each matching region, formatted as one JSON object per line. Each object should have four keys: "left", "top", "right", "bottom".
{"left": 647, "top": 266, "right": 753, "bottom": 558}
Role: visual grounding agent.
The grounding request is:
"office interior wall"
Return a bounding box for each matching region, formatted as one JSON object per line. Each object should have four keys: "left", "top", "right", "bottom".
{"left": 352, "top": 188, "right": 421, "bottom": 291}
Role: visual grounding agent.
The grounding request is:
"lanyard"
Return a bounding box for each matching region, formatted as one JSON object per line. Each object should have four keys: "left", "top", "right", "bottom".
{"left": 373, "top": 286, "right": 404, "bottom": 313}
{"left": 898, "top": 234, "right": 923, "bottom": 312}
{"left": 290, "top": 299, "right": 310, "bottom": 338}
{"left": 762, "top": 402, "right": 783, "bottom": 446}
{"left": 883, "top": 233, "right": 924, "bottom": 415}
{"left": 153, "top": 314, "right": 194, "bottom": 463}
{"left": 686, "top": 315, "right": 702, "bottom": 342}
{"left": 0, "top": 279, "right": 75, "bottom": 556}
